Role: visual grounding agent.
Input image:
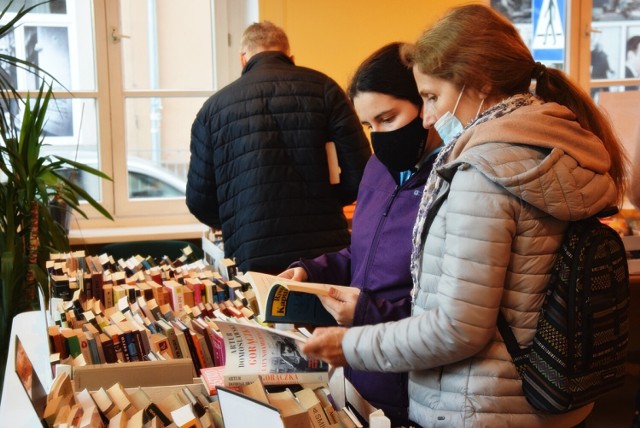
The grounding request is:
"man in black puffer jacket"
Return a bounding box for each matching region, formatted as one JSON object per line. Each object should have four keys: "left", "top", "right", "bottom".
{"left": 187, "top": 21, "right": 371, "bottom": 274}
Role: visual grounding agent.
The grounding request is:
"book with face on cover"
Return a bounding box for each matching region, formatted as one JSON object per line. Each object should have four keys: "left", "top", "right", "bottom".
{"left": 240, "top": 271, "right": 349, "bottom": 326}
{"left": 15, "top": 336, "right": 48, "bottom": 427}
{"left": 215, "top": 320, "right": 329, "bottom": 388}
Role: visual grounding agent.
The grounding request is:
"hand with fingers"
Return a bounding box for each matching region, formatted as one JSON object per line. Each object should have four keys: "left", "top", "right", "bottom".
{"left": 318, "top": 286, "right": 361, "bottom": 326}
{"left": 277, "top": 266, "right": 308, "bottom": 281}
{"left": 301, "top": 326, "right": 348, "bottom": 367}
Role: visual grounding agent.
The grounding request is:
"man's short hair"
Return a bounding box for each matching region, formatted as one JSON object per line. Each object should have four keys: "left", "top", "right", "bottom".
{"left": 241, "top": 21, "right": 290, "bottom": 55}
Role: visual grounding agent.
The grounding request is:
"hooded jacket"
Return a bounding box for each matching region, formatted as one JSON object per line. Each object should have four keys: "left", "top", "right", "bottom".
{"left": 341, "top": 98, "right": 617, "bottom": 427}
{"left": 187, "top": 51, "right": 371, "bottom": 273}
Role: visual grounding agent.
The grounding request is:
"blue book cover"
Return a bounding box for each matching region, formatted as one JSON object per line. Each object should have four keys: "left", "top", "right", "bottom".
{"left": 263, "top": 284, "right": 337, "bottom": 326}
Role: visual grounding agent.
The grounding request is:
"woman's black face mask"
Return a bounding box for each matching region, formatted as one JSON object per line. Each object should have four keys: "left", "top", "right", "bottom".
{"left": 370, "top": 116, "right": 428, "bottom": 172}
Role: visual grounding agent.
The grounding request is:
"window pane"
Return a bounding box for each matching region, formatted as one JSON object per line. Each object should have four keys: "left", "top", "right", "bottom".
{"left": 1, "top": 1, "right": 96, "bottom": 92}
{"left": 7, "top": 1, "right": 67, "bottom": 14}
{"left": 491, "top": 0, "right": 568, "bottom": 71}
{"left": 124, "top": 96, "right": 208, "bottom": 199}
{"left": 119, "top": 0, "right": 215, "bottom": 90}
{"left": 591, "top": 3, "right": 640, "bottom": 97}
{"left": 39, "top": 98, "right": 102, "bottom": 201}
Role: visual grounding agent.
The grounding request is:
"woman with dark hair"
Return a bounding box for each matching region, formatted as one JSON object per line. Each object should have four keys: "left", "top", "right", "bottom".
{"left": 279, "top": 42, "right": 441, "bottom": 425}
{"left": 301, "top": 5, "right": 627, "bottom": 427}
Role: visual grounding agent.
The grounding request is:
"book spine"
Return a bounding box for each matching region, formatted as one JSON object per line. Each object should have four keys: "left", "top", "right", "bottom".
{"left": 95, "top": 334, "right": 106, "bottom": 364}
{"left": 118, "top": 333, "right": 132, "bottom": 362}
{"left": 162, "top": 325, "right": 183, "bottom": 359}
{"left": 92, "top": 273, "right": 104, "bottom": 304}
{"left": 149, "top": 305, "right": 163, "bottom": 322}
{"left": 124, "top": 331, "right": 141, "bottom": 362}
{"left": 208, "top": 328, "right": 225, "bottom": 367}
{"left": 190, "top": 331, "right": 208, "bottom": 372}
{"left": 103, "top": 284, "right": 114, "bottom": 309}
{"left": 49, "top": 327, "right": 68, "bottom": 360}
{"left": 66, "top": 335, "right": 82, "bottom": 358}
{"left": 195, "top": 333, "right": 214, "bottom": 368}
{"left": 132, "top": 329, "right": 147, "bottom": 359}
{"left": 198, "top": 326, "right": 216, "bottom": 366}
{"left": 76, "top": 333, "right": 93, "bottom": 364}
{"left": 86, "top": 335, "right": 102, "bottom": 364}
{"left": 223, "top": 371, "right": 329, "bottom": 387}
{"left": 102, "top": 336, "right": 118, "bottom": 363}
{"left": 204, "top": 281, "right": 215, "bottom": 305}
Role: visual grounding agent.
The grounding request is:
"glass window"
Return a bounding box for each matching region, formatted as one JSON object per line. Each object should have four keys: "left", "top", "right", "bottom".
{"left": 493, "top": 1, "right": 640, "bottom": 209}
{"left": 491, "top": 0, "right": 568, "bottom": 71}
{"left": 118, "top": 0, "right": 215, "bottom": 91}
{"left": 591, "top": 1, "right": 640, "bottom": 95}
{"left": 0, "top": 0, "right": 257, "bottom": 237}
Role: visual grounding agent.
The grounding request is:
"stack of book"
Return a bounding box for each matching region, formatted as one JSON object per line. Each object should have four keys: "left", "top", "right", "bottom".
{"left": 42, "top": 370, "right": 221, "bottom": 428}
{"left": 215, "top": 377, "right": 370, "bottom": 428}
{"left": 42, "top": 248, "right": 386, "bottom": 426}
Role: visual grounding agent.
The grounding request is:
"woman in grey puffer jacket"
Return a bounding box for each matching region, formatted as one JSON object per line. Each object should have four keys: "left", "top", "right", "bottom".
{"left": 301, "top": 5, "right": 628, "bottom": 428}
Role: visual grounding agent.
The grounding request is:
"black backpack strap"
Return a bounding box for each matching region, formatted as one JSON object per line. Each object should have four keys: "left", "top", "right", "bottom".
{"left": 497, "top": 311, "right": 522, "bottom": 360}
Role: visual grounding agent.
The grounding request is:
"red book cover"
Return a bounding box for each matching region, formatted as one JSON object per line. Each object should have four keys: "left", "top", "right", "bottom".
{"left": 207, "top": 323, "right": 226, "bottom": 367}
{"left": 186, "top": 280, "right": 203, "bottom": 306}
{"left": 200, "top": 366, "right": 239, "bottom": 396}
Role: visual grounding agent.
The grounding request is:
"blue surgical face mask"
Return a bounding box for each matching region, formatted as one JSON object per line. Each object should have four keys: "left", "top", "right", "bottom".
{"left": 434, "top": 85, "right": 465, "bottom": 145}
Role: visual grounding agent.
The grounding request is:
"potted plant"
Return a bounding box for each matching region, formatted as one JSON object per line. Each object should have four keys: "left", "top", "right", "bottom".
{"left": 0, "top": 1, "right": 113, "bottom": 394}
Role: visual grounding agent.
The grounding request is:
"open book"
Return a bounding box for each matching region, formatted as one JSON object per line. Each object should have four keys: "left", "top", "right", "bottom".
{"left": 240, "top": 271, "right": 351, "bottom": 326}
{"left": 216, "top": 320, "right": 329, "bottom": 387}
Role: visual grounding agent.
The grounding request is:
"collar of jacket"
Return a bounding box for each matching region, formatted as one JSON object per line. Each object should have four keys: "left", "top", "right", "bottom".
{"left": 242, "top": 51, "right": 294, "bottom": 75}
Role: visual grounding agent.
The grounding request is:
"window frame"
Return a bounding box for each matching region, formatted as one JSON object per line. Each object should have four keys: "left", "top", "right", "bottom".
{"left": 23, "top": 0, "right": 258, "bottom": 243}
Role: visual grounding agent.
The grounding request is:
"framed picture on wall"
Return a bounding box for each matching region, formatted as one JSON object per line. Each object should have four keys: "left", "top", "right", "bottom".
{"left": 591, "top": 25, "right": 622, "bottom": 79}
{"left": 625, "top": 26, "right": 640, "bottom": 87}
{"left": 491, "top": 0, "right": 532, "bottom": 23}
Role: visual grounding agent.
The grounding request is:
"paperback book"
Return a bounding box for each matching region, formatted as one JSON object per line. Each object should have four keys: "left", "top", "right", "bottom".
{"left": 240, "top": 271, "right": 348, "bottom": 326}
{"left": 215, "top": 320, "right": 329, "bottom": 387}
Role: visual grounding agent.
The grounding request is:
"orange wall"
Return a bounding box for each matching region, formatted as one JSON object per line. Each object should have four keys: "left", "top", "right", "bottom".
{"left": 258, "top": 0, "right": 484, "bottom": 88}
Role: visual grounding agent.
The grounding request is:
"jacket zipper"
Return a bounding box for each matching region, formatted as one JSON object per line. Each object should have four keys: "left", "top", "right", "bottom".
{"left": 362, "top": 183, "right": 404, "bottom": 288}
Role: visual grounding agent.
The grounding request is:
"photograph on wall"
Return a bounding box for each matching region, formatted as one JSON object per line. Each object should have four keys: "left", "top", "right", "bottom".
{"left": 591, "top": 25, "right": 622, "bottom": 79}
{"left": 625, "top": 26, "right": 640, "bottom": 85}
{"left": 491, "top": 0, "right": 532, "bottom": 23}
{"left": 593, "top": 0, "right": 640, "bottom": 21}
{"left": 590, "top": 25, "right": 622, "bottom": 98}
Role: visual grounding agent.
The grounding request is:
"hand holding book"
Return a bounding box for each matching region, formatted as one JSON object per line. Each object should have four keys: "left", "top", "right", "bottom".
{"left": 241, "top": 271, "right": 356, "bottom": 326}
{"left": 276, "top": 268, "right": 361, "bottom": 325}
{"left": 300, "top": 326, "right": 349, "bottom": 368}
{"left": 317, "top": 286, "right": 361, "bottom": 326}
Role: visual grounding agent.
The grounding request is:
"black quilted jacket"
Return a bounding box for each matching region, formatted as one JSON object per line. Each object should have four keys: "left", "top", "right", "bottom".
{"left": 187, "top": 51, "right": 371, "bottom": 273}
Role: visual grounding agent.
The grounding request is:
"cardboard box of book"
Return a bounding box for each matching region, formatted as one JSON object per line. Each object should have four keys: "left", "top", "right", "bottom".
{"left": 72, "top": 358, "right": 195, "bottom": 392}
{"left": 199, "top": 321, "right": 386, "bottom": 428}
{"left": 44, "top": 370, "right": 219, "bottom": 428}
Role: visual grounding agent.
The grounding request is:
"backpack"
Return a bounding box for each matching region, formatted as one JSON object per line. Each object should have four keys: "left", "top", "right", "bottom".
{"left": 497, "top": 213, "right": 630, "bottom": 414}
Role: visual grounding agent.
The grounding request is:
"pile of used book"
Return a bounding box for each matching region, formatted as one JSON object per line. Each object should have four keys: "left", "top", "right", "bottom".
{"left": 40, "top": 247, "right": 388, "bottom": 427}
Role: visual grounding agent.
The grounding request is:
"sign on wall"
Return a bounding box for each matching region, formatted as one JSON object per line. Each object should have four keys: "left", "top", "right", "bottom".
{"left": 532, "top": 0, "right": 566, "bottom": 62}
